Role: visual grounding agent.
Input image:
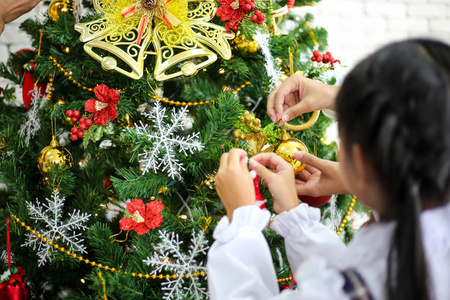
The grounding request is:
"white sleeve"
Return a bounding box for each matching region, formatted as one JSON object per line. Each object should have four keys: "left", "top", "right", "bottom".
{"left": 207, "top": 206, "right": 279, "bottom": 299}
{"left": 270, "top": 203, "right": 346, "bottom": 274}
{"left": 207, "top": 205, "right": 349, "bottom": 300}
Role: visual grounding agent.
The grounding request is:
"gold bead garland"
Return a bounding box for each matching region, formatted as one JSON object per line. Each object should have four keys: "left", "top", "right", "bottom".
{"left": 47, "top": 74, "right": 54, "bottom": 102}
{"left": 48, "top": 56, "right": 125, "bottom": 93}
{"left": 11, "top": 215, "right": 204, "bottom": 281}
{"left": 336, "top": 195, "right": 356, "bottom": 236}
{"left": 150, "top": 81, "right": 251, "bottom": 107}
{"left": 12, "top": 196, "right": 356, "bottom": 285}
{"left": 49, "top": 55, "right": 250, "bottom": 107}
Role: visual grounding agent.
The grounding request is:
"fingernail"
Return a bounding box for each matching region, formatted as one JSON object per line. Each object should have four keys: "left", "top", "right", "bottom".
{"left": 242, "top": 156, "right": 248, "bottom": 164}
{"left": 294, "top": 151, "right": 303, "bottom": 160}
{"left": 249, "top": 159, "right": 258, "bottom": 169}
{"left": 282, "top": 114, "right": 290, "bottom": 123}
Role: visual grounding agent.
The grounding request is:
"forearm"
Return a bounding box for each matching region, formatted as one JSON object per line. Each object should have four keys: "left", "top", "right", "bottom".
{"left": 324, "top": 85, "right": 340, "bottom": 111}
{"left": 207, "top": 206, "right": 279, "bottom": 299}
{"left": 271, "top": 204, "right": 346, "bottom": 272}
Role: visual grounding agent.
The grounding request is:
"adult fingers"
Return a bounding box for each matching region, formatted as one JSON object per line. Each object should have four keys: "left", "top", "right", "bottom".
{"left": 281, "top": 101, "right": 313, "bottom": 124}
{"left": 294, "top": 152, "right": 328, "bottom": 171}
{"left": 273, "top": 77, "right": 300, "bottom": 122}
{"left": 296, "top": 168, "right": 312, "bottom": 181}
{"left": 267, "top": 86, "right": 280, "bottom": 123}
{"left": 295, "top": 181, "right": 315, "bottom": 197}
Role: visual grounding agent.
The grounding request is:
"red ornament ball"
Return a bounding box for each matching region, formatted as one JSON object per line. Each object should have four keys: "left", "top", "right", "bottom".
{"left": 70, "top": 134, "right": 78, "bottom": 141}
{"left": 85, "top": 119, "right": 93, "bottom": 126}
{"left": 71, "top": 117, "right": 78, "bottom": 123}
{"left": 79, "top": 117, "right": 86, "bottom": 123}
{"left": 299, "top": 195, "right": 332, "bottom": 207}
{"left": 66, "top": 110, "right": 73, "bottom": 117}
{"left": 76, "top": 131, "right": 84, "bottom": 138}
{"left": 71, "top": 127, "right": 79, "bottom": 134}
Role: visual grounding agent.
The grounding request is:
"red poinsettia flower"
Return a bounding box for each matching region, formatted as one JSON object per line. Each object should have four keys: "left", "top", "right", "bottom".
{"left": 119, "top": 198, "right": 164, "bottom": 235}
{"left": 85, "top": 84, "right": 119, "bottom": 126}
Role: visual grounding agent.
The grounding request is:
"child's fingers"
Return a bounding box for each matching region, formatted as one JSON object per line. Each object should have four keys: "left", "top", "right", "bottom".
{"left": 219, "top": 153, "right": 229, "bottom": 169}
{"left": 249, "top": 159, "right": 274, "bottom": 180}
{"left": 228, "top": 148, "right": 247, "bottom": 167}
{"left": 251, "top": 152, "right": 291, "bottom": 172}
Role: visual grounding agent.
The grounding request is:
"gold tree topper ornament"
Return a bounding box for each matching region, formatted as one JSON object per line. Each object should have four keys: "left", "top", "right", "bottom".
{"left": 75, "top": 0, "right": 234, "bottom": 81}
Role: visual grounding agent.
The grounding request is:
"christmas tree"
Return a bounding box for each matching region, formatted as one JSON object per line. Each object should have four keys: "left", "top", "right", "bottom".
{"left": 0, "top": 0, "right": 369, "bottom": 298}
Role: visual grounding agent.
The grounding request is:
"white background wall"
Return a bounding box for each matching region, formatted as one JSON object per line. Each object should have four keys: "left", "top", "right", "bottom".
{"left": 1, "top": 1, "right": 450, "bottom": 69}
{"left": 294, "top": 0, "right": 450, "bottom": 68}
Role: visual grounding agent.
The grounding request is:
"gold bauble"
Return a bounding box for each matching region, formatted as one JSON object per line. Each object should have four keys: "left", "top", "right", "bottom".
{"left": 232, "top": 34, "right": 260, "bottom": 57}
{"left": 48, "top": 0, "right": 71, "bottom": 22}
{"left": 38, "top": 137, "right": 73, "bottom": 174}
{"left": 274, "top": 138, "right": 308, "bottom": 174}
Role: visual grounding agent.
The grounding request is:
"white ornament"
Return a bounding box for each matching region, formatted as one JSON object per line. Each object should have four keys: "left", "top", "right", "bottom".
{"left": 23, "top": 189, "right": 90, "bottom": 266}
{"left": 143, "top": 230, "right": 209, "bottom": 300}
{"left": 130, "top": 101, "right": 204, "bottom": 179}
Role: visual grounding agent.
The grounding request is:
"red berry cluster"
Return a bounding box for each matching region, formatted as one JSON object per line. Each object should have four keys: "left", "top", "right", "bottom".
{"left": 66, "top": 109, "right": 94, "bottom": 141}
{"left": 241, "top": 0, "right": 255, "bottom": 14}
{"left": 311, "top": 50, "right": 341, "bottom": 69}
{"left": 218, "top": 0, "right": 266, "bottom": 32}
{"left": 225, "top": 20, "right": 239, "bottom": 32}
{"left": 250, "top": 10, "right": 265, "bottom": 24}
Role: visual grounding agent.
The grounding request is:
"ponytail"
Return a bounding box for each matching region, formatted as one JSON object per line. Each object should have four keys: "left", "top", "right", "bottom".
{"left": 387, "top": 179, "right": 428, "bottom": 300}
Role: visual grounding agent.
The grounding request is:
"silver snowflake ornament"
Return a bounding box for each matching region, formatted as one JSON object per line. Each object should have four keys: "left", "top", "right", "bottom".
{"left": 131, "top": 101, "right": 204, "bottom": 179}
{"left": 143, "top": 230, "right": 209, "bottom": 299}
{"left": 23, "top": 189, "right": 90, "bottom": 266}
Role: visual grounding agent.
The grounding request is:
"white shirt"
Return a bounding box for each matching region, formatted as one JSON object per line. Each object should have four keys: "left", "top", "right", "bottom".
{"left": 207, "top": 202, "right": 450, "bottom": 299}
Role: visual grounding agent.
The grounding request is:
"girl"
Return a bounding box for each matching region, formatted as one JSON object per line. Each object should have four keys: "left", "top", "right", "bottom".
{"left": 207, "top": 39, "right": 450, "bottom": 300}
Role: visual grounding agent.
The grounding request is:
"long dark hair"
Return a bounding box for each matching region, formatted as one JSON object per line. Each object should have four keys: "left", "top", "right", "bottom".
{"left": 335, "top": 39, "right": 450, "bottom": 300}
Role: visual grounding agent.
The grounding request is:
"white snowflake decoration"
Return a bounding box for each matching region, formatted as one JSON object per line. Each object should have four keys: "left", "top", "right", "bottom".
{"left": 131, "top": 101, "right": 204, "bottom": 179}
{"left": 23, "top": 189, "right": 90, "bottom": 266}
{"left": 143, "top": 230, "right": 209, "bottom": 300}
{"left": 19, "top": 86, "right": 47, "bottom": 145}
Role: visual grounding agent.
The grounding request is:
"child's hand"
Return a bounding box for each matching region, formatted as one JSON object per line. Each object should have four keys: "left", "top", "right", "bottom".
{"left": 294, "top": 152, "right": 348, "bottom": 196}
{"left": 215, "top": 149, "right": 255, "bottom": 222}
{"left": 249, "top": 153, "right": 299, "bottom": 214}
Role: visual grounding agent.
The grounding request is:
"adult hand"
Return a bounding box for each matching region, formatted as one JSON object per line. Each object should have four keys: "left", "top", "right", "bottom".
{"left": 267, "top": 73, "right": 340, "bottom": 125}
{"left": 294, "top": 152, "right": 348, "bottom": 197}
{"left": 249, "top": 153, "right": 299, "bottom": 214}
{"left": 215, "top": 149, "right": 255, "bottom": 222}
{"left": 0, "top": 0, "right": 42, "bottom": 34}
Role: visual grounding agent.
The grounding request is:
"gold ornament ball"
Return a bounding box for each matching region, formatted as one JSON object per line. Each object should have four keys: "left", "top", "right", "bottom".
{"left": 38, "top": 138, "right": 73, "bottom": 174}
{"left": 48, "top": 0, "right": 71, "bottom": 22}
{"left": 232, "top": 35, "right": 260, "bottom": 57}
{"left": 275, "top": 138, "right": 308, "bottom": 174}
